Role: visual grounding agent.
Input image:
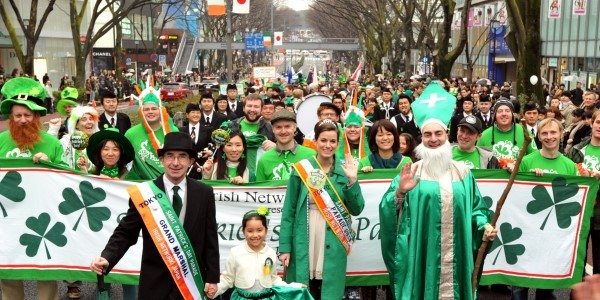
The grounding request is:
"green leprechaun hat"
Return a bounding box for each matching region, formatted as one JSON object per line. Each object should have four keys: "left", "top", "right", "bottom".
{"left": 412, "top": 82, "right": 456, "bottom": 129}
{"left": 0, "top": 77, "right": 47, "bottom": 116}
{"left": 56, "top": 87, "right": 80, "bottom": 116}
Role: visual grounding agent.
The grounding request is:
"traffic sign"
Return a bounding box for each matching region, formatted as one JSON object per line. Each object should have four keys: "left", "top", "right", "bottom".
{"left": 244, "top": 33, "right": 266, "bottom": 51}
{"left": 125, "top": 58, "right": 132, "bottom": 66}
{"left": 150, "top": 53, "right": 158, "bottom": 62}
{"left": 158, "top": 55, "right": 167, "bottom": 67}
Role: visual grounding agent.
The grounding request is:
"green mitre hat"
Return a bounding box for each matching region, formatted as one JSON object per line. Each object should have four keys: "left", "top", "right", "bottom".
{"left": 412, "top": 82, "right": 456, "bottom": 129}
{"left": 57, "top": 87, "right": 79, "bottom": 116}
{"left": 142, "top": 92, "right": 161, "bottom": 106}
{"left": 0, "top": 77, "right": 47, "bottom": 116}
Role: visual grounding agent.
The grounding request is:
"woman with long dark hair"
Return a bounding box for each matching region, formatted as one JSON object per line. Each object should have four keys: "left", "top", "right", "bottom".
{"left": 359, "top": 120, "right": 412, "bottom": 172}
{"left": 201, "top": 131, "right": 252, "bottom": 184}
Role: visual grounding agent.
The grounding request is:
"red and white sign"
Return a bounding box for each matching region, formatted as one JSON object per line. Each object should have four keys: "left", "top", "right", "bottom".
{"left": 232, "top": 0, "right": 250, "bottom": 14}
{"left": 274, "top": 31, "right": 283, "bottom": 46}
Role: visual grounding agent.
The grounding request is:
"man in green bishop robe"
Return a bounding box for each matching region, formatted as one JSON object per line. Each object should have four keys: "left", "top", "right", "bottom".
{"left": 379, "top": 82, "right": 497, "bottom": 300}
{"left": 125, "top": 85, "right": 178, "bottom": 180}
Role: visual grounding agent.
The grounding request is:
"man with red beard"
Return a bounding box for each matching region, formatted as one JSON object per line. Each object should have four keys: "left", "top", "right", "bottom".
{"left": 0, "top": 77, "right": 63, "bottom": 299}
{"left": 230, "top": 93, "right": 275, "bottom": 173}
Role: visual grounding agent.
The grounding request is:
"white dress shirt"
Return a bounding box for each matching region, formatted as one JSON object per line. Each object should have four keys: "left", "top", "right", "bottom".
{"left": 162, "top": 175, "right": 187, "bottom": 222}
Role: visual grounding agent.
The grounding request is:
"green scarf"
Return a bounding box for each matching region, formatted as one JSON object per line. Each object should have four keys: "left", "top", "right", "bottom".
{"left": 100, "top": 166, "right": 119, "bottom": 178}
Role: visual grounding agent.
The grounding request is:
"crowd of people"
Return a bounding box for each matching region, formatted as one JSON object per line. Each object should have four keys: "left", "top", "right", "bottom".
{"left": 1, "top": 69, "right": 600, "bottom": 300}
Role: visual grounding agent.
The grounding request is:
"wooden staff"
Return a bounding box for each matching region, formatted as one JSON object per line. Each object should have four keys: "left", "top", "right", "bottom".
{"left": 471, "top": 120, "right": 532, "bottom": 294}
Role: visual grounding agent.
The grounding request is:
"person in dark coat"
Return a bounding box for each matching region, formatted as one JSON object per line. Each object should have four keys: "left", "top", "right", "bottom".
{"left": 91, "top": 132, "right": 220, "bottom": 299}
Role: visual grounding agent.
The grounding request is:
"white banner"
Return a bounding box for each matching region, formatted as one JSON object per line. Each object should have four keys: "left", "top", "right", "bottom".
{"left": 0, "top": 166, "right": 596, "bottom": 288}
{"left": 252, "top": 66, "right": 277, "bottom": 79}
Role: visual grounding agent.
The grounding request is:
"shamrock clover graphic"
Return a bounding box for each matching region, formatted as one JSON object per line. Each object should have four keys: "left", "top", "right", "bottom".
{"left": 19, "top": 213, "right": 67, "bottom": 259}
{"left": 59, "top": 181, "right": 110, "bottom": 232}
{"left": 0, "top": 171, "right": 26, "bottom": 217}
{"left": 488, "top": 222, "right": 526, "bottom": 265}
{"left": 526, "top": 177, "right": 581, "bottom": 230}
{"left": 483, "top": 196, "right": 494, "bottom": 216}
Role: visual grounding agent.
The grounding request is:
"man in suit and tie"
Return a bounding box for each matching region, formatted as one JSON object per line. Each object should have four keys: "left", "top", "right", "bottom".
{"left": 226, "top": 83, "right": 244, "bottom": 117}
{"left": 373, "top": 87, "right": 400, "bottom": 121}
{"left": 391, "top": 93, "right": 421, "bottom": 142}
{"left": 98, "top": 90, "right": 131, "bottom": 134}
{"left": 91, "top": 132, "right": 220, "bottom": 299}
{"left": 523, "top": 101, "right": 542, "bottom": 149}
{"left": 475, "top": 94, "right": 493, "bottom": 131}
{"left": 179, "top": 103, "right": 203, "bottom": 179}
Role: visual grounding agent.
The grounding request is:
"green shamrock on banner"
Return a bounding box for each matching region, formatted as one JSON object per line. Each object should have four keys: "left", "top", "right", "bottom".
{"left": 59, "top": 181, "right": 111, "bottom": 232}
{"left": 488, "top": 222, "right": 526, "bottom": 265}
{"left": 0, "top": 171, "right": 26, "bottom": 217}
{"left": 19, "top": 213, "right": 67, "bottom": 259}
{"left": 526, "top": 177, "right": 581, "bottom": 230}
{"left": 482, "top": 196, "right": 494, "bottom": 216}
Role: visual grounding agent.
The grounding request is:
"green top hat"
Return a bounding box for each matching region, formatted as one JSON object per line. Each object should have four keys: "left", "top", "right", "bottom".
{"left": 56, "top": 87, "right": 79, "bottom": 116}
{"left": 86, "top": 128, "right": 135, "bottom": 167}
{"left": 0, "top": 77, "right": 47, "bottom": 116}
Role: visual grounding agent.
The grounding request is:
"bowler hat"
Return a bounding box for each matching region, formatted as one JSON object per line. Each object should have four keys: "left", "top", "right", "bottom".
{"left": 158, "top": 132, "right": 196, "bottom": 158}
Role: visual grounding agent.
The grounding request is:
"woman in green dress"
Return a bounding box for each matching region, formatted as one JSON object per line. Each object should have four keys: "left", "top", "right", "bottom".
{"left": 278, "top": 119, "right": 365, "bottom": 300}
{"left": 202, "top": 131, "right": 253, "bottom": 184}
{"left": 359, "top": 120, "right": 412, "bottom": 172}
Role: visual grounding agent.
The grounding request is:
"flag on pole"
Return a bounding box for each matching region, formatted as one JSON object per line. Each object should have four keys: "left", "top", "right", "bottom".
{"left": 263, "top": 35, "right": 272, "bottom": 48}
{"left": 232, "top": 0, "right": 250, "bottom": 14}
{"left": 286, "top": 67, "right": 293, "bottom": 84}
{"left": 274, "top": 32, "right": 283, "bottom": 46}
{"left": 350, "top": 62, "right": 363, "bottom": 82}
{"left": 207, "top": 0, "right": 226, "bottom": 16}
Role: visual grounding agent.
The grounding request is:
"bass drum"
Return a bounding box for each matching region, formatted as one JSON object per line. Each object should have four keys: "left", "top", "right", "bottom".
{"left": 296, "top": 93, "right": 332, "bottom": 136}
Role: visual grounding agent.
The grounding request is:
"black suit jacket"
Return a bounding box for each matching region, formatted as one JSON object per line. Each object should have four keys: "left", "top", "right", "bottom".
{"left": 373, "top": 103, "right": 400, "bottom": 121}
{"left": 228, "top": 100, "right": 244, "bottom": 118}
{"left": 475, "top": 112, "right": 493, "bottom": 131}
{"left": 101, "top": 176, "right": 219, "bottom": 299}
{"left": 99, "top": 112, "right": 132, "bottom": 135}
{"left": 392, "top": 113, "right": 421, "bottom": 143}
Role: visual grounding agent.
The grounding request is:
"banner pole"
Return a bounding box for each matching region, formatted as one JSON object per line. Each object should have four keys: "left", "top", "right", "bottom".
{"left": 471, "top": 120, "right": 532, "bottom": 295}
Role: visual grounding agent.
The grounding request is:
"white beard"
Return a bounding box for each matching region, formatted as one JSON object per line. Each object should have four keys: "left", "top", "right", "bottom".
{"left": 415, "top": 141, "right": 452, "bottom": 180}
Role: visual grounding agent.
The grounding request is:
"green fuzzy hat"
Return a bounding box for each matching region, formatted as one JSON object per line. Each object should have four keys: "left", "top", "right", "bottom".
{"left": 0, "top": 77, "right": 47, "bottom": 116}
{"left": 344, "top": 106, "right": 365, "bottom": 127}
{"left": 56, "top": 87, "right": 79, "bottom": 116}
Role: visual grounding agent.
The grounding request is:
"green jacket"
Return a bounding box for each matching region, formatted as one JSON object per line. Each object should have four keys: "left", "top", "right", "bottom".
{"left": 279, "top": 158, "right": 364, "bottom": 299}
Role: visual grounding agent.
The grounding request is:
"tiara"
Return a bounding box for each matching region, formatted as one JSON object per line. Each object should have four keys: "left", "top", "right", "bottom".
{"left": 318, "top": 119, "right": 336, "bottom": 127}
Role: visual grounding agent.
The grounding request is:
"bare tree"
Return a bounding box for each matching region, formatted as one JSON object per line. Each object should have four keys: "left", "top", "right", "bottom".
{"left": 69, "top": 0, "right": 153, "bottom": 88}
{"left": 433, "top": 0, "right": 471, "bottom": 79}
{"left": 0, "top": 0, "right": 56, "bottom": 76}
{"left": 505, "top": 0, "right": 543, "bottom": 104}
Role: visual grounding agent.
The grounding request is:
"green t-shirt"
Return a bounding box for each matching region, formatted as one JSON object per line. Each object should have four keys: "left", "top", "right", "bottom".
{"left": 519, "top": 151, "right": 578, "bottom": 175}
{"left": 477, "top": 125, "right": 537, "bottom": 160}
{"left": 580, "top": 144, "right": 600, "bottom": 172}
{"left": 255, "top": 144, "right": 316, "bottom": 181}
{"left": 0, "top": 131, "right": 64, "bottom": 164}
{"left": 240, "top": 119, "right": 260, "bottom": 139}
{"left": 452, "top": 146, "right": 481, "bottom": 169}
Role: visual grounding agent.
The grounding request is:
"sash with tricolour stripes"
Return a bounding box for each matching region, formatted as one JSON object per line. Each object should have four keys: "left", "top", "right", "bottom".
{"left": 128, "top": 181, "right": 206, "bottom": 300}
{"left": 293, "top": 158, "right": 356, "bottom": 253}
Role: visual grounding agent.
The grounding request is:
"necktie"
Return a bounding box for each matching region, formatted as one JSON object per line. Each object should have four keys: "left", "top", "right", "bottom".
{"left": 190, "top": 126, "right": 196, "bottom": 142}
{"left": 231, "top": 103, "right": 236, "bottom": 112}
{"left": 206, "top": 116, "right": 210, "bottom": 124}
{"left": 484, "top": 115, "right": 488, "bottom": 123}
{"left": 404, "top": 114, "right": 410, "bottom": 123}
{"left": 385, "top": 105, "right": 390, "bottom": 119}
{"left": 172, "top": 186, "right": 183, "bottom": 216}
{"left": 110, "top": 117, "right": 115, "bottom": 127}
{"left": 531, "top": 128, "right": 535, "bottom": 135}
